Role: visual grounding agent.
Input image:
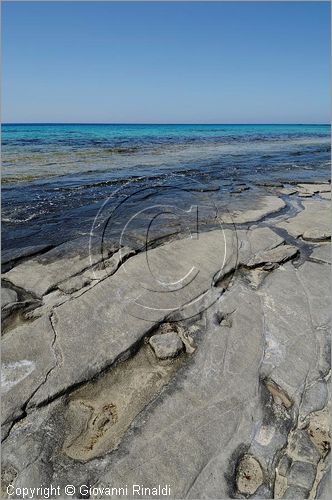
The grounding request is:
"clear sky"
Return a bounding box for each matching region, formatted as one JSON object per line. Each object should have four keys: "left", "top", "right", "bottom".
{"left": 2, "top": 1, "right": 330, "bottom": 124}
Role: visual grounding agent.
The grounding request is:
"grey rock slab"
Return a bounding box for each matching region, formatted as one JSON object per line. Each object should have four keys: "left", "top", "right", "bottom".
{"left": 246, "top": 244, "right": 298, "bottom": 268}
{"left": 283, "top": 485, "right": 309, "bottom": 498}
{"left": 83, "top": 246, "right": 135, "bottom": 281}
{"left": 27, "top": 229, "right": 238, "bottom": 407}
{"left": 93, "top": 283, "right": 265, "bottom": 499}
{"left": 297, "top": 183, "right": 331, "bottom": 195}
{"left": 1, "top": 287, "right": 18, "bottom": 308}
{"left": 320, "top": 192, "right": 331, "bottom": 200}
{"left": 1, "top": 244, "right": 51, "bottom": 268}
{"left": 289, "top": 430, "right": 321, "bottom": 464}
{"left": 296, "top": 261, "right": 331, "bottom": 328}
{"left": 288, "top": 461, "right": 316, "bottom": 490}
{"left": 300, "top": 380, "right": 328, "bottom": 418}
{"left": 1, "top": 316, "right": 57, "bottom": 428}
{"left": 222, "top": 195, "right": 286, "bottom": 224}
{"left": 277, "top": 199, "right": 330, "bottom": 240}
{"left": 1, "top": 282, "right": 265, "bottom": 497}
{"left": 1, "top": 227, "right": 283, "bottom": 422}
{"left": 258, "top": 263, "right": 322, "bottom": 401}
{"left": 310, "top": 244, "right": 331, "bottom": 264}
{"left": 149, "top": 332, "right": 183, "bottom": 359}
{"left": 303, "top": 228, "right": 331, "bottom": 242}
{"left": 57, "top": 275, "right": 91, "bottom": 294}
{"left": 2, "top": 236, "right": 117, "bottom": 297}
{"left": 278, "top": 187, "right": 298, "bottom": 196}
{"left": 237, "top": 227, "right": 284, "bottom": 266}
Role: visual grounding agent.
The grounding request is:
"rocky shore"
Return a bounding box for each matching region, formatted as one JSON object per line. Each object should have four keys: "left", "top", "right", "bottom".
{"left": 1, "top": 181, "right": 331, "bottom": 499}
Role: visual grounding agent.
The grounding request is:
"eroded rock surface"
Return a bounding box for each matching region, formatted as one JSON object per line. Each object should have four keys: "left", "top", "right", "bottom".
{"left": 1, "top": 191, "right": 330, "bottom": 499}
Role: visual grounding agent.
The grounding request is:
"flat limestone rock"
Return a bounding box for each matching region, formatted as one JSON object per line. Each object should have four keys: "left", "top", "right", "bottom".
{"left": 1, "top": 244, "right": 51, "bottom": 268}
{"left": 2, "top": 237, "right": 121, "bottom": 297}
{"left": 222, "top": 195, "right": 286, "bottom": 224}
{"left": 2, "top": 226, "right": 289, "bottom": 419}
{"left": 320, "top": 192, "right": 331, "bottom": 200}
{"left": 302, "top": 228, "right": 331, "bottom": 242}
{"left": 297, "top": 183, "right": 331, "bottom": 195}
{"left": 297, "top": 261, "right": 331, "bottom": 328}
{"left": 149, "top": 332, "right": 183, "bottom": 359}
{"left": 1, "top": 316, "right": 56, "bottom": 429}
{"left": 92, "top": 283, "right": 265, "bottom": 499}
{"left": 288, "top": 461, "right": 316, "bottom": 490}
{"left": 310, "top": 244, "right": 331, "bottom": 264}
{"left": 1, "top": 287, "right": 18, "bottom": 308}
{"left": 57, "top": 275, "right": 91, "bottom": 294}
{"left": 246, "top": 244, "right": 298, "bottom": 268}
{"left": 26, "top": 229, "right": 238, "bottom": 408}
{"left": 277, "top": 199, "right": 330, "bottom": 239}
{"left": 258, "top": 263, "right": 324, "bottom": 401}
{"left": 278, "top": 187, "right": 298, "bottom": 196}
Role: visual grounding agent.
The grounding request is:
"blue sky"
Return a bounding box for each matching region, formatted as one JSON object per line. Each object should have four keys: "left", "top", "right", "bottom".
{"left": 2, "top": 1, "right": 330, "bottom": 124}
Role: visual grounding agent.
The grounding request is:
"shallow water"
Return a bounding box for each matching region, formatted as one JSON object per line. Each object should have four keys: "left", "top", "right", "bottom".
{"left": 2, "top": 124, "right": 330, "bottom": 251}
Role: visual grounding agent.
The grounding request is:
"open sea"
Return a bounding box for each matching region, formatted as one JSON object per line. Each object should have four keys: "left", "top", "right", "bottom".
{"left": 2, "top": 124, "right": 330, "bottom": 251}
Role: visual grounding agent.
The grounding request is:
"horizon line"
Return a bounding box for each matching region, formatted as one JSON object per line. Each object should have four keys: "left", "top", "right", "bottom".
{"left": 3, "top": 122, "right": 331, "bottom": 126}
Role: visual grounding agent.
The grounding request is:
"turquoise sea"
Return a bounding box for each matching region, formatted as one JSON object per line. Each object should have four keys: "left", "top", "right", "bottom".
{"left": 2, "top": 124, "right": 330, "bottom": 250}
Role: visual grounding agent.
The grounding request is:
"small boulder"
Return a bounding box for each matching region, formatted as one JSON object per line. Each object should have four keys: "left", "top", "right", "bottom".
{"left": 149, "top": 332, "right": 184, "bottom": 360}
{"left": 236, "top": 454, "right": 263, "bottom": 495}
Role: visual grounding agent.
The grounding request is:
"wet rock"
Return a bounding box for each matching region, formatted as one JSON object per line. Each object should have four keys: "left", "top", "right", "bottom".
{"left": 236, "top": 454, "right": 264, "bottom": 495}
{"left": 288, "top": 461, "right": 316, "bottom": 490}
{"left": 1, "top": 244, "right": 52, "bottom": 272}
{"left": 149, "top": 332, "right": 184, "bottom": 359}
{"left": 1, "top": 287, "right": 18, "bottom": 308}
{"left": 231, "top": 186, "right": 250, "bottom": 194}
{"left": 246, "top": 244, "right": 298, "bottom": 268}
{"left": 257, "top": 181, "right": 284, "bottom": 188}
{"left": 222, "top": 195, "right": 286, "bottom": 224}
{"left": 2, "top": 236, "right": 118, "bottom": 297}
